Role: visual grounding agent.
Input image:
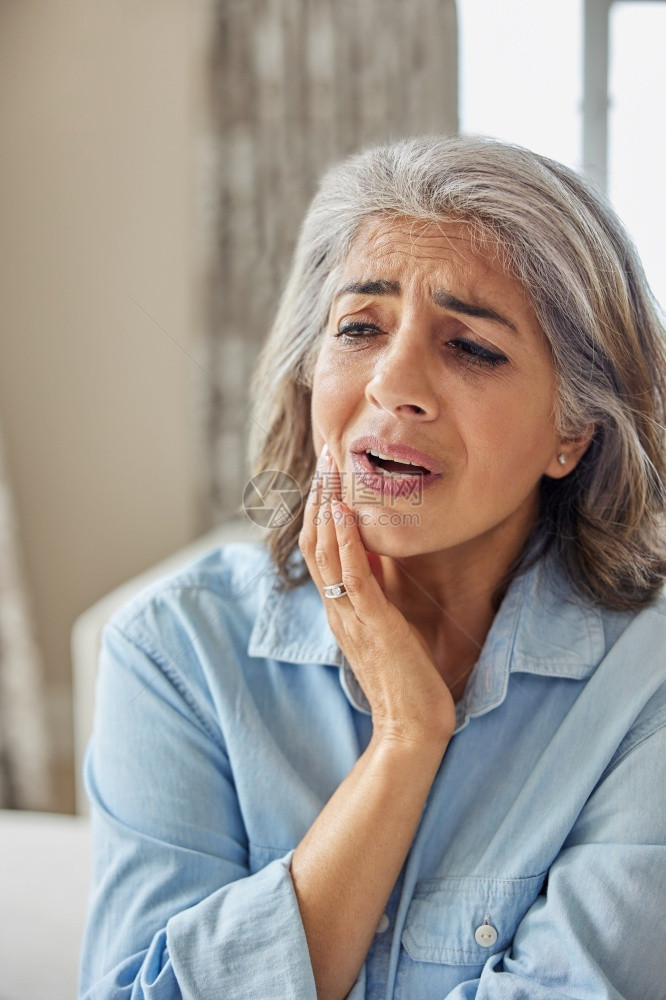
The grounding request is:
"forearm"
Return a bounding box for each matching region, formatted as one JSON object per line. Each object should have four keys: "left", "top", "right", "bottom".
{"left": 290, "top": 730, "right": 449, "bottom": 1000}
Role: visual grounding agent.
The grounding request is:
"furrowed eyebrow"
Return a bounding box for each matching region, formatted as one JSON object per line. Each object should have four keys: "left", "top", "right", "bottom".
{"left": 431, "top": 290, "right": 518, "bottom": 333}
{"left": 334, "top": 279, "right": 401, "bottom": 299}
{"left": 334, "top": 279, "right": 518, "bottom": 334}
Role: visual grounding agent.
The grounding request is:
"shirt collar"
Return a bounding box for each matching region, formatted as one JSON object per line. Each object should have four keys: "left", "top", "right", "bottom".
{"left": 248, "top": 566, "right": 345, "bottom": 667}
{"left": 247, "top": 549, "right": 606, "bottom": 729}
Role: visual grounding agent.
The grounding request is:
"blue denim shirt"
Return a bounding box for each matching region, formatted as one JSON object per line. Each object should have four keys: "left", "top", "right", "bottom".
{"left": 79, "top": 541, "right": 666, "bottom": 999}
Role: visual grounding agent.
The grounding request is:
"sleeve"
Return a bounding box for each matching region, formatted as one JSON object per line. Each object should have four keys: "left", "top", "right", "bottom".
{"left": 78, "top": 622, "right": 317, "bottom": 1000}
{"left": 445, "top": 711, "right": 666, "bottom": 1000}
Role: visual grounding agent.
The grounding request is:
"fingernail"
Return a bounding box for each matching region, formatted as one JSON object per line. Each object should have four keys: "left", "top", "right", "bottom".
{"left": 317, "top": 442, "right": 329, "bottom": 465}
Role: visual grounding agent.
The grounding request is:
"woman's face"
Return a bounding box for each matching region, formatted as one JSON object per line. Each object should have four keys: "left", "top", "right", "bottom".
{"left": 310, "top": 216, "right": 570, "bottom": 563}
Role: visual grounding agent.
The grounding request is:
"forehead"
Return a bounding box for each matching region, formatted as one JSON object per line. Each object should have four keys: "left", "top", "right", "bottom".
{"left": 340, "top": 215, "right": 521, "bottom": 296}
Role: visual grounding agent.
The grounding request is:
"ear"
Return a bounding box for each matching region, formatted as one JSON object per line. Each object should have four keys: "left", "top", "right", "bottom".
{"left": 544, "top": 424, "right": 596, "bottom": 479}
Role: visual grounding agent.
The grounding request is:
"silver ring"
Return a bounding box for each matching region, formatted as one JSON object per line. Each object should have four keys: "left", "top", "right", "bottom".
{"left": 323, "top": 581, "right": 347, "bottom": 599}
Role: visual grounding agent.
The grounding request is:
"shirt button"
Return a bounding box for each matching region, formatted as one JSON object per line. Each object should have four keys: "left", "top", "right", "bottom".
{"left": 376, "top": 913, "right": 390, "bottom": 934}
{"left": 474, "top": 922, "right": 498, "bottom": 947}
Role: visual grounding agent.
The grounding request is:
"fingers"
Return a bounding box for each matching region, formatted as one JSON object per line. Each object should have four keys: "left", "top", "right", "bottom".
{"left": 330, "top": 500, "right": 388, "bottom": 625}
{"left": 299, "top": 450, "right": 456, "bottom": 739}
{"left": 315, "top": 490, "right": 345, "bottom": 596}
{"left": 299, "top": 445, "right": 387, "bottom": 628}
{"left": 299, "top": 446, "right": 343, "bottom": 595}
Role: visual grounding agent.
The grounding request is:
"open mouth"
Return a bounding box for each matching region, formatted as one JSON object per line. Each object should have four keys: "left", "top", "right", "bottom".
{"left": 350, "top": 448, "right": 441, "bottom": 497}
{"left": 365, "top": 450, "right": 431, "bottom": 476}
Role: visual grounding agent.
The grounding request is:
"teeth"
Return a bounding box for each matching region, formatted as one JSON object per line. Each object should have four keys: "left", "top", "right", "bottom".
{"left": 375, "top": 467, "right": 418, "bottom": 478}
{"left": 367, "top": 448, "right": 425, "bottom": 469}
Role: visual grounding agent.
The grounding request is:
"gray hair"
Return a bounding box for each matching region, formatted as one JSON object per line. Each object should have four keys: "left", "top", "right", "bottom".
{"left": 247, "top": 134, "right": 666, "bottom": 610}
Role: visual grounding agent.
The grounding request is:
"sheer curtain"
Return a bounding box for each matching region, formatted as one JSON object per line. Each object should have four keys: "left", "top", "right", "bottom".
{"left": 0, "top": 421, "right": 50, "bottom": 809}
{"left": 199, "top": 0, "right": 459, "bottom": 527}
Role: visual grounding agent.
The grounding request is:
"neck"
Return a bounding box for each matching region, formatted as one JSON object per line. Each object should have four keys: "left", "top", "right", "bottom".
{"left": 377, "top": 520, "right": 532, "bottom": 696}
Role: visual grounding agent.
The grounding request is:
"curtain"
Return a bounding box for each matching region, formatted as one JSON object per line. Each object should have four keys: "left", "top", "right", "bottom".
{"left": 199, "top": 0, "right": 459, "bottom": 526}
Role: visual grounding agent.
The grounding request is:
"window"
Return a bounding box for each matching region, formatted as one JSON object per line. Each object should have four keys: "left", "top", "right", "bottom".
{"left": 458, "top": 0, "right": 665, "bottom": 308}
{"left": 609, "top": 2, "right": 666, "bottom": 307}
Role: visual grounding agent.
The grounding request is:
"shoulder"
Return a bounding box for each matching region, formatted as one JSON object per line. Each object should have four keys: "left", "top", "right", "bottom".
{"left": 601, "top": 584, "right": 666, "bottom": 767}
{"left": 95, "top": 541, "right": 290, "bottom": 741}
{"left": 525, "top": 551, "right": 666, "bottom": 670}
{"left": 512, "top": 553, "right": 666, "bottom": 734}
{"left": 598, "top": 581, "right": 666, "bottom": 677}
{"left": 102, "top": 540, "right": 279, "bottom": 676}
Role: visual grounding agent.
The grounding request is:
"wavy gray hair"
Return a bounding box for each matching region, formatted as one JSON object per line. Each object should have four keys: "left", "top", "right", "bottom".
{"left": 247, "top": 134, "right": 666, "bottom": 610}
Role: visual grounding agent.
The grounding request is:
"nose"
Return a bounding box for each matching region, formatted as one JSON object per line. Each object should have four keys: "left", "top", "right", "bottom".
{"left": 365, "top": 327, "right": 441, "bottom": 419}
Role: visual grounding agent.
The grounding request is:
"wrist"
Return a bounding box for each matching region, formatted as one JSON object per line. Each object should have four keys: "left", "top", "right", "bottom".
{"left": 370, "top": 719, "right": 452, "bottom": 764}
{"left": 371, "top": 693, "right": 455, "bottom": 752}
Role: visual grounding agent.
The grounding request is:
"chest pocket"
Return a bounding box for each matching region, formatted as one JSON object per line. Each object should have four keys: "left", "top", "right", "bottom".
{"left": 401, "top": 872, "right": 546, "bottom": 967}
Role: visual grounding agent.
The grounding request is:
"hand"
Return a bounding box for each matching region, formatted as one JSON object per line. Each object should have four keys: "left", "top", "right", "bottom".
{"left": 298, "top": 445, "right": 456, "bottom": 748}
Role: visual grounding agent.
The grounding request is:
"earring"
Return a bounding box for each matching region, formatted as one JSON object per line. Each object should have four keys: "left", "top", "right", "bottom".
{"left": 558, "top": 454, "right": 567, "bottom": 465}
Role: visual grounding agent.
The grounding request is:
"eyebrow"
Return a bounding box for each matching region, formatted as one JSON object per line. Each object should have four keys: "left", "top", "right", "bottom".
{"left": 334, "top": 279, "right": 518, "bottom": 333}
{"left": 431, "top": 290, "right": 518, "bottom": 333}
{"left": 335, "top": 279, "right": 401, "bottom": 298}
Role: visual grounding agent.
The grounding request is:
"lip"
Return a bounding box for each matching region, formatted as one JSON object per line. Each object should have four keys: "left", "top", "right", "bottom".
{"left": 350, "top": 452, "right": 442, "bottom": 499}
{"left": 348, "top": 434, "right": 444, "bottom": 500}
{"left": 349, "top": 435, "right": 444, "bottom": 475}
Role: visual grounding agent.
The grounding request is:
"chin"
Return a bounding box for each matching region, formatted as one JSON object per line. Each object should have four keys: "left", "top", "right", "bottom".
{"left": 353, "top": 508, "right": 429, "bottom": 558}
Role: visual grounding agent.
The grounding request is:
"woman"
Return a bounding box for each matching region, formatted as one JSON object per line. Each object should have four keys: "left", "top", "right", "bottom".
{"left": 79, "top": 136, "right": 666, "bottom": 999}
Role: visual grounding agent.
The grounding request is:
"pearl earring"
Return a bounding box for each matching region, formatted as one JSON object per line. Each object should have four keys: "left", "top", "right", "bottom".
{"left": 558, "top": 454, "right": 567, "bottom": 466}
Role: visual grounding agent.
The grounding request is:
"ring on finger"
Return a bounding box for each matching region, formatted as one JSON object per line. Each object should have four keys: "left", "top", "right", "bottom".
{"left": 323, "top": 581, "right": 347, "bottom": 599}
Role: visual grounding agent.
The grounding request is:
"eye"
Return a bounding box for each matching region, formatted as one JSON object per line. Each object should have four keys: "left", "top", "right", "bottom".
{"left": 448, "top": 338, "right": 508, "bottom": 368}
{"left": 334, "top": 321, "right": 384, "bottom": 342}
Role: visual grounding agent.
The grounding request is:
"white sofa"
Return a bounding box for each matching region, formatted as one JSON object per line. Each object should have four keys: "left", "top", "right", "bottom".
{"left": 0, "top": 518, "right": 260, "bottom": 1000}
{"left": 0, "top": 808, "right": 91, "bottom": 1000}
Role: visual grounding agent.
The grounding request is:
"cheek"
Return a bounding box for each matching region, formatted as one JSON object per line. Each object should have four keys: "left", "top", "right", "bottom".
{"left": 310, "top": 359, "right": 335, "bottom": 421}
{"left": 459, "top": 383, "right": 557, "bottom": 474}
{"left": 310, "top": 354, "right": 356, "bottom": 442}
{"left": 312, "top": 347, "right": 364, "bottom": 403}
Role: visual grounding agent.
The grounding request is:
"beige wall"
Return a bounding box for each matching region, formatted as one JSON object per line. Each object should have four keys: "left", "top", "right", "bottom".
{"left": 0, "top": 1, "right": 208, "bottom": 810}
